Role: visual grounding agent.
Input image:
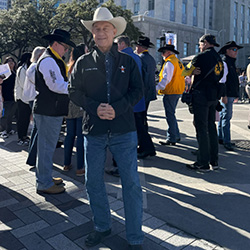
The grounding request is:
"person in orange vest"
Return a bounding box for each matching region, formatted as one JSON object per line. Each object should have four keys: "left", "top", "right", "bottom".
{"left": 156, "top": 44, "right": 185, "bottom": 145}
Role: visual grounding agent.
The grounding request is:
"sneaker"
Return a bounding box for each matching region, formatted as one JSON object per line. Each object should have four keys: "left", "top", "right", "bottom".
{"left": 210, "top": 161, "right": 219, "bottom": 170}
{"left": 23, "top": 138, "right": 30, "bottom": 146}
{"left": 186, "top": 162, "right": 211, "bottom": 172}
{"left": 0, "top": 130, "right": 8, "bottom": 139}
{"left": 85, "top": 229, "right": 111, "bottom": 247}
{"left": 63, "top": 164, "right": 72, "bottom": 171}
{"left": 159, "top": 140, "right": 176, "bottom": 145}
{"left": 137, "top": 151, "right": 156, "bottom": 159}
{"left": 37, "top": 184, "right": 65, "bottom": 194}
{"left": 76, "top": 169, "right": 85, "bottom": 176}
{"left": 17, "top": 139, "right": 29, "bottom": 146}
{"left": 17, "top": 139, "right": 24, "bottom": 146}
{"left": 224, "top": 143, "right": 234, "bottom": 151}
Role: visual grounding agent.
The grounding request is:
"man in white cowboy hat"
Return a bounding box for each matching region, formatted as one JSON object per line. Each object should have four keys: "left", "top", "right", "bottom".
{"left": 217, "top": 41, "right": 243, "bottom": 151}
{"left": 69, "top": 7, "right": 144, "bottom": 249}
{"left": 156, "top": 44, "right": 185, "bottom": 146}
{"left": 33, "top": 29, "right": 75, "bottom": 194}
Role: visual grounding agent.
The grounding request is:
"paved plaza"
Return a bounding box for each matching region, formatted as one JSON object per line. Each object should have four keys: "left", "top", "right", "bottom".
{"left": 0, "top": 99, "right": 250, "bottom": 250}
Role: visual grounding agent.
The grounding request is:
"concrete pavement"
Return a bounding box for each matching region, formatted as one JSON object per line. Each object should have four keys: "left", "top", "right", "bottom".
{"left": 0, "top": 99, "right": 249, "bottom": 250}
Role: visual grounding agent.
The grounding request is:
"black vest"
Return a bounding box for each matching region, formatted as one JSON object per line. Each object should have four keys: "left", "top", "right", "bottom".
{"left": 224, "top": 55, "right": 239, "bottom": 98}
{"left": 33, "top": 48, "right": 69, "bottom": 116}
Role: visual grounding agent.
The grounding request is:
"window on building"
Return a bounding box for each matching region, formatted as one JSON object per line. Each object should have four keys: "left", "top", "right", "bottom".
{"left": 170, "top": 0, "right": 175, "bottom": 21}
{"left": 183, "top": 42, "right": 188, "bottom": 57}
{"left": 195, "top": 44, "right": 199, "bottom": 54}
{"left": 134, "top": 0, "right": 140, "bottom": 15}
{"left": 234, "top": 2, "right": 238, "bottom": 12}
{"left": 156, "top": 38, "right": 162, "bottom": 64}
{"left": 148, "top": 0, "right": 155, "bottom": 16}
{"left": 182, "top": 0, "right": 187, "bottom": 24}
{"left": 121, "top": 0, "right": 127, "bottom": 9}
{"left": 248, "top": 12, "right": 250, "bottom": 43}
{"left": 241, "top": 4, "right": 245, "bottom": 16}
{"left": 234, "top": 2, "right": 238, "bottom": 42}
{"left": 209, "top": 0, "right": 213, "bottom": 29}
{"left": 240, "top": 5, "right": 245, "bottom": 44}
{"left": 148, "top": 0, "right": 154, "bottom": 10}
{"left": 193, "top": 0, "right": 198, "bottom": 26}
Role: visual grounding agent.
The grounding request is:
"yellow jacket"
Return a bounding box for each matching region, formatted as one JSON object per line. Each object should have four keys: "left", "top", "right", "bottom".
{"left": 158, "top": 55, "right": 185, "bottom": 95}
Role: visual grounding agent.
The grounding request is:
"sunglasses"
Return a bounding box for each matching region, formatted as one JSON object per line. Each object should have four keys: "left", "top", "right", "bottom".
{"left": 58, "top": 42, "right": 69, "bottom": 51}
{"left": 230, "top": 48, "right": 238, "bottom": 52}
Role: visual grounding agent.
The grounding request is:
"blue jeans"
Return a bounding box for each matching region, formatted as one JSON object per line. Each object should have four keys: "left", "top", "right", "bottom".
{"left": 218, "top": 97, "right": 234, "bottom": 144}
{"left": 84, "top": 131, "right": 144, "bottom": 245}
{"left": 26, "top": 119, "right": 37, "bottom": 166}
{"left": 34, "top": 114, "right": 63, "bottom": 190}
{"left": 163, "top": 94, "right": 181, "bottom": 142}
{"left": 64, "top": 117, "right": 84, "bottom": 170}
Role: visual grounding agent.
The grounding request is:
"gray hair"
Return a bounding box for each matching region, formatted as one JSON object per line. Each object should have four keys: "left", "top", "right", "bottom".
{"left": 31, "top": 46, "right": 46, "bottom": 63}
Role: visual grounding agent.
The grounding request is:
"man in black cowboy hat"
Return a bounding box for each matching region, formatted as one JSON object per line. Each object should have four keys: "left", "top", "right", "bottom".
{"left": 156, "top": 44, "right": 185, "bottom": 146}
{"left": 33, "top": 29, "right": 75, "bottom": 194}
{"left": 135, "top": 36, "right": 157, "bottom": 131}
{"left": 184, "top": 34, "right": 224, "bottom": 172}
{"left": 217, "top": 41, "right": 243, "bottom": 151}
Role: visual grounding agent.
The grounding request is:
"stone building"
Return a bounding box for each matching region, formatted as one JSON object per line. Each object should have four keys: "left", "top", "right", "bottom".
{"left": 106, "top": 0, "right": 250, "bottom": 69}
{"left": 5, "top": 0, "right": 250, "bottom": 68}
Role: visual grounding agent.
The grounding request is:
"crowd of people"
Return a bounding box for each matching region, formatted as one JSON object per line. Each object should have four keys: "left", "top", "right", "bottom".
{"left": 0, "top": 6, "right": 250, "bottom": 249}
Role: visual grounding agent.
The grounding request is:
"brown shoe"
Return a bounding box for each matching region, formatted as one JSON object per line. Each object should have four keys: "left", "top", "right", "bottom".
{"left": 63, "top": 164, "right": 72, "bottom": 171}
{"left": 53, "top": 177, "right": 63, "bottom": 185}
{"left": 76, "top": 169, "right": 85, "bottom": 176}
{"left": 37, "top": 184, "right": 65, "bottom": 194}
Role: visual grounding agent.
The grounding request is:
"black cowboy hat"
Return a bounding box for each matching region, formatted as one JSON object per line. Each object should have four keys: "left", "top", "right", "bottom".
{"left": 218, "top": 41, "right": 243, "bottom": 54}
{"left": 134, "top": 36, "right": 154, "bottom": 48}
{"left": 158, "top": 44, "right": 179, "bottom": 54}
{"left": 42, "top": 29, "right": 76, "bottom": 48}
{"left": 199, "top": 34, "right": 220, "bottom": 47}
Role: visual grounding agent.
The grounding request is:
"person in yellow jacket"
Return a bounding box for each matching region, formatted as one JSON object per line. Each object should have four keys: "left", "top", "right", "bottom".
{"left": 156, "top": 44, "right": 185, "bottom": 145}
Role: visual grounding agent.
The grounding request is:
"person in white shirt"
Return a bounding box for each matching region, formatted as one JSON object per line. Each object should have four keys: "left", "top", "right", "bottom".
{"left": 156, "top": 44, "right": 185, "bottom": 146}
{"left": 15, "top": 52, "right": 32, "bottom": 146}
{"left": 33, "top": 29, "right": 75, "bottom": 194}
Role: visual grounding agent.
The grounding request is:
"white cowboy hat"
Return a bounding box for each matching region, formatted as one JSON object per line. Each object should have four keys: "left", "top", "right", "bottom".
{"left": 81, "top": 7, "right": 127, "bottom": 37}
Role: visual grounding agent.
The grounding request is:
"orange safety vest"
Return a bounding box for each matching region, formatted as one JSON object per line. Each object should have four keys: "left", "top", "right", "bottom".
{"left": 158, "top": 54, "right": 185, "bottom": 95}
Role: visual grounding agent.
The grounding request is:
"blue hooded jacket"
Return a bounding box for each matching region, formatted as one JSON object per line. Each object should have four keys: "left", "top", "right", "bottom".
{"left": 122, "top": 47, "right": 145, "bottom": 112}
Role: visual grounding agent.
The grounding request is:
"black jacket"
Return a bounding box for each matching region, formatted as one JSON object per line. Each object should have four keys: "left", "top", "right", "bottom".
{"left": 223, "top": 55, "right": 239, "bottom": 98}
{"left": 2, "top": 71, "right": 16, "bottom": 102}
{"left": 192, "top": 47, "right": 224, "bottom": 101}
{"left": 33, "top": 48, "right": 69, "bottom": 116}
{"left": 69, "top": 44, "right": 143, "bottom": 135}
{"left": 140, "top": 51, "right": 157, "bottom": 103}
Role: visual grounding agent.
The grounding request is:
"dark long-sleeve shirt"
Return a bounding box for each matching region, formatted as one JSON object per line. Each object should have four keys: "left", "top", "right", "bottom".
{"left": 69, "top": 44, "right": 143, "bottom": 135}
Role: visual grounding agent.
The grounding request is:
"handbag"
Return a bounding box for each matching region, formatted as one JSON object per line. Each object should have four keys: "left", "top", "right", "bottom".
{"left": 181, "top": 91, "right": 192, "bottom": 105}
{"left": 181, "top": 59, "right": 221, "bottom": 107}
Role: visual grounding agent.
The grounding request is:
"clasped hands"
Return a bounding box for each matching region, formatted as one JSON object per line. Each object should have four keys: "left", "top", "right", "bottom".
{"left": 97, "top": 103, "right": 115, "bottom": 120}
